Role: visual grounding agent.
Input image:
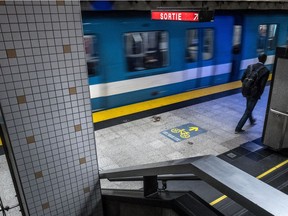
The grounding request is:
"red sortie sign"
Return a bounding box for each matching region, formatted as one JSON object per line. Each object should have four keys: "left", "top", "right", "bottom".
{"left": 151, "top": 11, "right": 199, "bottom": 22}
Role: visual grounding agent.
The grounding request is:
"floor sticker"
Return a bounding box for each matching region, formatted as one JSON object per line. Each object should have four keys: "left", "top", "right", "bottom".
{"left": 161, "top": 123, "right": 206, "bottom": 142}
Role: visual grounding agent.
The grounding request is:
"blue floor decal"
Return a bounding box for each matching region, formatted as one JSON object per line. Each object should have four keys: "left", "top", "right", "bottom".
{"left": 161, "top": 123, "right": 207, "bottom": 142}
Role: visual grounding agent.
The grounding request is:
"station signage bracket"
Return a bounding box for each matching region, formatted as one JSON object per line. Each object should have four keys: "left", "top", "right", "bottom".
{"left": 151, "top": 9, "right": 214, "bottom": 22}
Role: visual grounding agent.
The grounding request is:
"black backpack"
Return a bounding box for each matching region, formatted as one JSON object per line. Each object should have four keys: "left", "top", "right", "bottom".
{"left": 241, "top": 64, "right": 264, "bottom": 97}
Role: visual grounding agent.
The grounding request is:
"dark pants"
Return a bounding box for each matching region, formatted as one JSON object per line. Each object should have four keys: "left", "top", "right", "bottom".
{"left": 235, "top": 97, "right": 258, "bottom": 131}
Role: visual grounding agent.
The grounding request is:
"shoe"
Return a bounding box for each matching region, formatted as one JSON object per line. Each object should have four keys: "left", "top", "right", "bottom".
{"left": 250, "top": 119, "right": 256, "bottom": 125}
{"left": 235, "top": 129, "right": 245, "bottom": 134}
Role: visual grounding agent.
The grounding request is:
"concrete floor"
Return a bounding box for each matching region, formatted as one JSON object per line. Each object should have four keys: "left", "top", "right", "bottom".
{"left": 0, "top": 155, "right": 22, "bottom": 216}
{"left": 0, "top": 86, "right": 270, "bottom": 214}
{"left": 96, "top": 87, "right": 270, "bottom": 189}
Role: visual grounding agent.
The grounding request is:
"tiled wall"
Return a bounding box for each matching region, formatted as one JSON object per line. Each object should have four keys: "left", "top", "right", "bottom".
{"left": 0, "top": 0, "right": 102, "bottom": 215}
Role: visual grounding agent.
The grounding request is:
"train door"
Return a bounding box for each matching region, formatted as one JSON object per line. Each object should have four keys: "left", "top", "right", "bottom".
{"left": 83, "top": 35, "right": 105, "bottom": 111}
{"left": 185, "top": 28, "right": 215, "bottom": 89}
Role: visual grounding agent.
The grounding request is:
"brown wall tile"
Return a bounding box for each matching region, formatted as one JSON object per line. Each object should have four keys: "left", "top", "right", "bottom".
{"left": 35, "top": 171, "right": 43, "bottom": 179}
{"left": 56, "top": 0, "right": 65, "bottom": 6}
{"left": 83, "top": 187, "right": 90, "bottom": 193}
{"left": 26, "top": 136, "right": 35, "bottom": 144}
{"left": 74, "top": 124, "right": 81, "bottom": 132}
{"left": 69, "top": 87, "right": 77, "bottom": 95}
{"left": 6, "top": 49, "right": 17, "bottom": 58}
{"left": 79, "top": 157, "right": 86, "bottom": 165}
{"left": 42, "top": 202, "right": 49, "bottom": 210}
{"left": 63, "top": 45, "right": 71, "bottom": 53}
{"left": 0, "top": 0, "right": 5, "bottom": 6}
{"left": 17, "top": 95, "right": 26, "bottom": 104}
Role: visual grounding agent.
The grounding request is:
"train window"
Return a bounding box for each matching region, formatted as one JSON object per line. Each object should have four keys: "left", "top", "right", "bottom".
{"left": 257, "top": 24, "right": 278, "bottom": 53}
{"left": 186, "top": 28, "right": 214, "bottom": 62}
{"left": 233, "top": 25, "right": 242, "bottom": 54}
{"left": 84, "top": 35, "right": 99, "bottom": 76}
{"left": 203, "top": 28, "right": 214, "bottom": 60}
{"left": 124, "top": 31, "right": 169, "bottom": 72}
{"left": 267, "top": 24, "right": 277, "bottom": 50}
{"left": 257, "top": 25, "right": 267, "bottom": 53}
{"left": 186, "top": 29, "right": 198, "bottom": 62}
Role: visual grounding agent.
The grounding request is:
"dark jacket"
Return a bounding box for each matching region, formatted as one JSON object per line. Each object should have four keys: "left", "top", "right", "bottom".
{"left": 241, "top": 62, "right": 269, "bottom": 99}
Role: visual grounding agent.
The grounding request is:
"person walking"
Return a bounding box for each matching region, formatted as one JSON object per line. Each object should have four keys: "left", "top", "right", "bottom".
{"left": 235, "top": 53, "right": 270, "bottom": 134}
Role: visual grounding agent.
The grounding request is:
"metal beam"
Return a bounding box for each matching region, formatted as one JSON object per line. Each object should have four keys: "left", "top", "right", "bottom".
{"left": 100, "top": 155, "right": 288, "bottom": 216}
{"left": 100, "top": 156, "right": 203, "bottom": 178}
{"left": 190, "top": 156, "right": 288, "bottom": 216}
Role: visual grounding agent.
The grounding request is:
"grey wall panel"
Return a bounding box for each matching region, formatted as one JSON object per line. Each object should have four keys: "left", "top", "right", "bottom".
{"left": 264, "top": 57, "right": 288, "bottom": 149}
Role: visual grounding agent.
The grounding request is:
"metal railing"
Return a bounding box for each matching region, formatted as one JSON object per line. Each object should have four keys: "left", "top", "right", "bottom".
{"left": 100, "top": 156, "right": 202, "bottom": 196}
{"left": 100, "top": 155, "right": 288, "bottom": 216}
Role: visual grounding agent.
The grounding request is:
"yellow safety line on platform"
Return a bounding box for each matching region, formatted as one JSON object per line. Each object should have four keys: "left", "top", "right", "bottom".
{"left": 0, "top": 137, "right": 2, "bottom": 146}
{"left": 92, "top": 80, "right": 242, "bottom": 123}
{"left": 210, "top": 158, "right": 288, "bottom": 206}
{"left": 92, "top": 74, "right": 272, "bottom": 123}
{"left": 256, "top": 159, "right": 288, "bottom": 179}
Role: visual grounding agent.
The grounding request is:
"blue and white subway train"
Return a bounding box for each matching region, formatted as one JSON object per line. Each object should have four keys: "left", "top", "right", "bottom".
{"left": 82, "top": 10, "right": 288, "bottom": 111}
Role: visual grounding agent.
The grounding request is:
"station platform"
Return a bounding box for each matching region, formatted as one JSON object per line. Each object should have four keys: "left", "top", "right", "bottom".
{"left": 1, "top": 85, "right": 288, "bottom": 215}
{"left": 95, "top": 85, "right": 288, "bottom": 215}
{"left": 94, "top": 85, "right": 286, "bottom": 189}
{"left": 96, "top": 86, "right": 270, "bottom": 172}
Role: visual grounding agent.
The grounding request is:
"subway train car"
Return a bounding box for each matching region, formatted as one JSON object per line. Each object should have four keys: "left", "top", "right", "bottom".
{"left": 82, "top": 10, "right": 288, "bottom": 112}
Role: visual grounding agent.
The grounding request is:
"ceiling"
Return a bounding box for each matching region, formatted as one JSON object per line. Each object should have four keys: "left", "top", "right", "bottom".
{"left": 81, "top": 1, "right": 288, "bottom": 11}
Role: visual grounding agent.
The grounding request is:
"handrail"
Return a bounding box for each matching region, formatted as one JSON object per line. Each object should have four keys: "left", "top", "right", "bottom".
{"left": 100, "top": 155, "right": 288, "bottom": 216}
{"left": 107, "top": 174, "right": 200, "bottom": 182}
{"left": 99, "top": 156, "right": 203, "bottom": 179}
{"left": 270, "top": 108, "right": 288, "bottom": 117}
{"left": 100, "top": 156, "right": 204, "bottom": 197}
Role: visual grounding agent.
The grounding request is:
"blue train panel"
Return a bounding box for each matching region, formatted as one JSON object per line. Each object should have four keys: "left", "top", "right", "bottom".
{"left": 238, "top": 12, "right": 288, "bottom": 78}
{"left": 82, "top": 11, "right": 288, "bottom": 111}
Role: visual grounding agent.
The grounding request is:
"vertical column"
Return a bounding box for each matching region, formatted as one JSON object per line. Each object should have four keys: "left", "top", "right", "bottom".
{"left": 263, "top": 47, "right": 288, "bottom": 149}
{"left": 0, "top": 0, "right": 102, "bottom": 215}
